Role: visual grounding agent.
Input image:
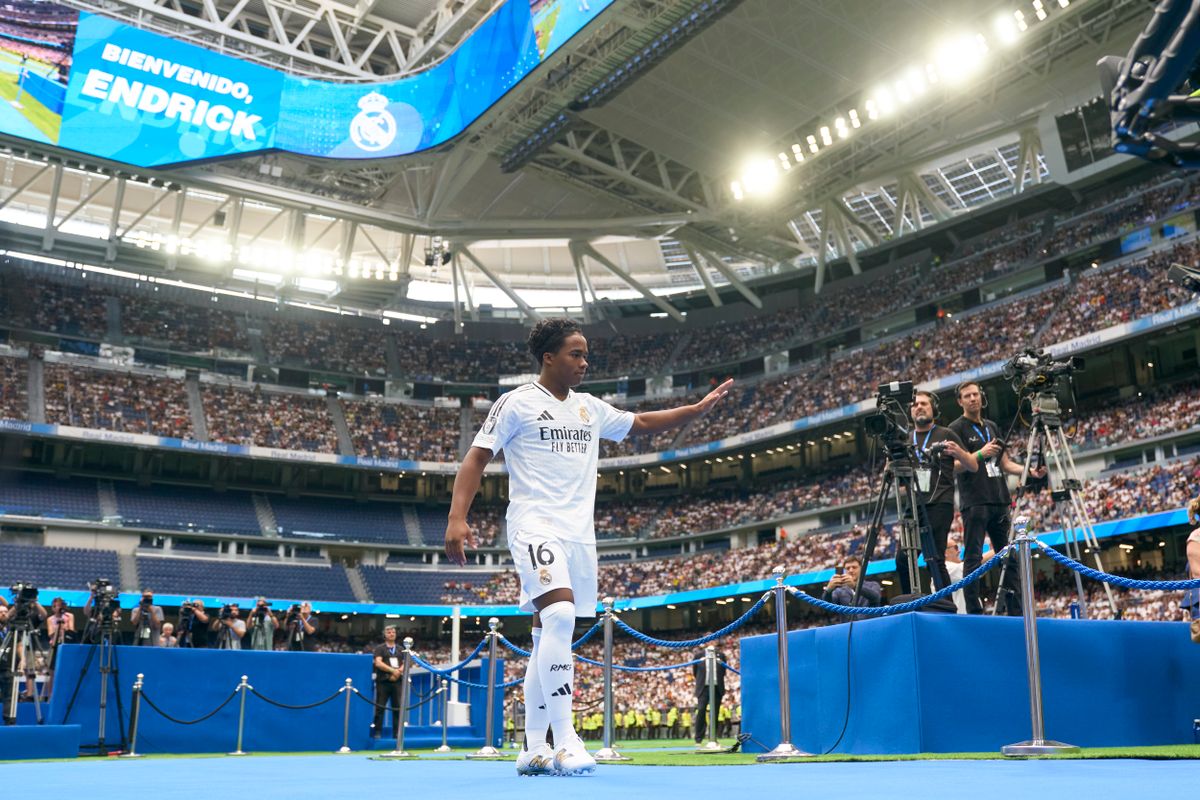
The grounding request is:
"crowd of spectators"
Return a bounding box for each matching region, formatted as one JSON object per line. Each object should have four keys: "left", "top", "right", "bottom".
{"left": 2, "top": 277, "right": 106, "bottom": 339}
{"left": 0, "top": 356, "right": 28, "bottom": 420}
{"left": 1037, "top": 177, "right": 1200, "bottom": 257}
{"left": 1041, "top": 241, "right": 1198, "bottom": 346}
{"left": 121, "top": 299, "right": 249, "bottom": 353}
{"left": 393, "top": 329, "right": 528, "bottom": 382}
{"left": 203, "top": 384, "right": 339, "bottom": 453}
{"left": 264, "top": 317, "right": 389, "bottom": 376}
{"left": 1071, "top": 379, "right": 1200, "bottom": 450}
{"left": 343, "top": 399, "right": 461, "bottom": 461}
{"left": 44, "top": 364, "right": 193, "bottom": 438}
{"left": 927, "top": 227, "right": 1048, "bottom": 297}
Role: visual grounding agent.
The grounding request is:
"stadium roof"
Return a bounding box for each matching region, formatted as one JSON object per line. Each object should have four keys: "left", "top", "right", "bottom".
{"left": 1, "top": 0, "right": 1154, "bottom": 319}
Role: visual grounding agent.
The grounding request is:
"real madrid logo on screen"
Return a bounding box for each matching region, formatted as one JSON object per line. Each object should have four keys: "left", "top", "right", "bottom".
{"left": 349, "top": 91, "right": 397, "bottom": 152}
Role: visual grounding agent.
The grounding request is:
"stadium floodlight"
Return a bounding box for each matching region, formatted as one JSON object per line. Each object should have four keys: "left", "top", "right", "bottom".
{"left": 848, "top": 109, "right": 861, "bottom": 128}
{"left": 729, "top": 180, "right": 745, "bottom": 201}
{"left": 806, "top": 134, "right": 820, "bottom": 153}
{"left": 790, "top": 142, "right": 805, "bottom": 161}
{"left": 777, "top": 152, "right": 792, "bottom": 170}
{"left": 933, "top": 34, "right": 988, "bottom": 84}
{"left": 834, "top": 117, "right": 849, "bottom": 139}
{"left": 864, "top": 99, "right": 879, "bottom": 120}
{"left": 870, "top": 85, "right": 896, "bottom": 116}
{"left": 738, "top": 157, "right": 780, "bottom": 197}
{"left": 994, "top": 13, "right": 1021, "bottom": 45}
{"left": 1057, "top": 0, "right": 1069, "bottom": 7}
{"left": 819, "top": 126, "right": 833, "bottom": 146}
{"left": 1013, "top": 9, "right": 1028, "bottom": 31}
{"left": 1032, "top": 0, "right": 1048, "bottom": 21}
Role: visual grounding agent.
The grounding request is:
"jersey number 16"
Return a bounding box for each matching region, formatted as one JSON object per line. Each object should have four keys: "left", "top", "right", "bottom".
{"left": 528, "top": 543, "right": 555, "bottom": 567}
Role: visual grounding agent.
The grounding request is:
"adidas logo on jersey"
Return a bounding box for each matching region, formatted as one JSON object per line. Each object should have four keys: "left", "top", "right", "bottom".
{"left": 550, "top": 682, "right": 572, "bottom": 697}
{"left": 536, "top": 410, "right": 555, "bottom": 421}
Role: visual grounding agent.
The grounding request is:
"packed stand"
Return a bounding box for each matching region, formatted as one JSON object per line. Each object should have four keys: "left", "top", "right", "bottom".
{"left": 44, "top": 364, "right": 193, "bottom": 438}
{"left": 2, "top": 275, "right": 107, "bottom": 339}
{"left": 927, "top": 227, "right": 1047, "bottom": 297}
{"left": 1071, "top": 379, "right": 1200, "bottom": 450}
{"left": 121, "top": 297, "right": 249, "bottom": 353}
{"left": 1041, "top": 241, "right": 1198, "bottom": 346}
{"left": 204, "top": 384, "right": 339, "bottom": 453}
{"left": 264, "top": 317, "right": 388, "bottom": 375}
{"left": 1034, "top": 566, "right": 1189, "bottom": 621}
{"left": 1037, "top": 176, "right": 1200, "bottom": 257}
{"left": 343, "top": 399, "right": 461, "bottom": 461}
{"left": 583, "top": 329, "right": 682, "bottom": 378}
{"left": 0, "top": 356, "right": 28, "bottom": 420}
{"left": 393, "top": 329, "right": 528, "bottom": 382}
{"left": 598, "top": 396, "right": 684, "bottom": 457}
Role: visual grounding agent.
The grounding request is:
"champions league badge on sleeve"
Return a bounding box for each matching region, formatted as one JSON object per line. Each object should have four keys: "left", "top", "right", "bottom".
{"left": 349, "top": 91, "right": 396, "bottom": 152}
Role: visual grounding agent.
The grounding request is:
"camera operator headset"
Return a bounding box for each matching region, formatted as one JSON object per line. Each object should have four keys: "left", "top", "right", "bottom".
{"left": 905, "top": 390, "right": 979, "bottom": 595}
{"left": 948, "top": 381, "right": 1048, "bottom": 615}
{"left": 285, "top": 602, "right": 317, "bottom": 652}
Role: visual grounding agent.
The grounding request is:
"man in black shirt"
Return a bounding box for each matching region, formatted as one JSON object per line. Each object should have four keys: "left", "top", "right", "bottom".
{"left": 371, "top": 625, "right": 404, "bottom": 739}
{"left": 903, "top": 391, "right": 977, "bottom": 595}
{"left": 948, "top": 382, "right": 1046, "bottom": 614}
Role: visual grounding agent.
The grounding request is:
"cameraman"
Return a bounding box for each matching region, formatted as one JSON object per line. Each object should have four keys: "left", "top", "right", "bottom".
{"left": 246, "top": 597, "right": 278, "bottom": 651}
{"left": 130, "top": 589, "right": 164, "bottom": 646}
{"left": 176, "top": 600, "right": 211, "bottom": 648}
{"left": 44, "top": 597, "right": 74, "bottom": 698}
{"left": 949, "top": 381, "right": 1047, "bottom": 615}
{"left": 284, "top": 602, "right": 318, "bottom": 652}
{"left": 211, "top": 603, "right": 246, "bottom": 650}
{"left": 904, "top": 391, "right": 977, "bottom": 595}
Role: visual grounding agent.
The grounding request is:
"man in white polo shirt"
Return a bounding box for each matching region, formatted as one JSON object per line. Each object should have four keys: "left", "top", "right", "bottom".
{"left": 445, "top": 318, "right": 732, "bottom": 776}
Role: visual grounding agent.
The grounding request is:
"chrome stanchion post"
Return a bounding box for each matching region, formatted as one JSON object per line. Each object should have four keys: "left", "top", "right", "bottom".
{"left": 336, "top": 678, "right": 354, "bottom": 754}
{"left": 468, "top": 617, "right": 504, "bottom": 759}
{"left": 756, "top": 567, "right": 813, "bottom": 762}
{"left": 120, "top": 673, "right": 145, "bottom": 759}
{"left": 379, "top": 638, "right": 416, "bottom": 758}
{"left": 1002, "top": 519, "right": 1079, "bottom": 757}
{"left": 595, "top": 596, "right": 630, "bottom": 762}
{"left": 229, "top": 675, "right": 251, "bottom": 756}
{"left": 436, "top": 678, "right": 452, "bottom": 752}
{"left": 698, "top": 645, "right": 723, "bottom": 751}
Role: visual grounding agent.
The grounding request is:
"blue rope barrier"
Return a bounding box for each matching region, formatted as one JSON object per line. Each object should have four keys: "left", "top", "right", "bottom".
{"left": 410, "top": 652, "right": 522, "bottom": 689}
{"left": 788, "top": 545, "right": 1014, "bottom": 616}
{"left": 442, "top": 635, "right": 489, "bottom": 672}
{"left": 571, "top": 620, "right": 602, "bottom": 650}
{"left": 497, "top": 635, "right": 530, "bottom": 658}
{"left": 1033, "top": 540, "right": 1200, "bottom": 590}
{"left": 614, "top": 591, "right": 772, "bottom": 649}
{"left": 494, "top": 621, "right": 602, "bottom": 660}
{"left": 574, "top": 654, "right": 703, "bottom": 672}
{"left": 718, "top": 661, "right": 740, "bottom": 675}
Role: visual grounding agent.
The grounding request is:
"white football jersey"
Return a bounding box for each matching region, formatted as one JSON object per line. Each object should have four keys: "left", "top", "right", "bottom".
{"left": 472, "top": 382, "right": 634, "bottom": 544}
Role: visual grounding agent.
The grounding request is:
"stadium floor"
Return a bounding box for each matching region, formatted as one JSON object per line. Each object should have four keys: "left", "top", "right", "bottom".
{"left": 6, "top": 752, "right": 1194, "bottom": 800}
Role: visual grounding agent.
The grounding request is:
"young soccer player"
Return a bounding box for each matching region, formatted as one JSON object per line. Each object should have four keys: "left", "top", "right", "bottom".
{"left": 445, "top": 318, "right": 732, "bottom": 775}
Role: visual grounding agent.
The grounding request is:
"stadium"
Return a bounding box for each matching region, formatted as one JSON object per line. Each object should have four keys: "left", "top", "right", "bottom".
{"left": 0, "top": 0, "right": 1199, "bottom": 795}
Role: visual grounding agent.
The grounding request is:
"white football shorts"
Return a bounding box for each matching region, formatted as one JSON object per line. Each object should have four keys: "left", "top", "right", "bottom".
{"left": 507, "top": 528, "right": 598, "bottom": 617}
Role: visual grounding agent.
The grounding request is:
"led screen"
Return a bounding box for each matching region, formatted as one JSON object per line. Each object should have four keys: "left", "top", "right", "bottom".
{"left": 0, "top": 0, "right": 613, "bottom": 167}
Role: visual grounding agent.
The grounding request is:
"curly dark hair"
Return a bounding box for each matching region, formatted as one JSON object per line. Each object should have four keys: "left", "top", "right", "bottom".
{"left": 527, "top": 318, "right": 583, "bottom": 367}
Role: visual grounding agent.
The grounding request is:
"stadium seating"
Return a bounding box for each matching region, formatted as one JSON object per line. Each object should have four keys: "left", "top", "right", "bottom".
{"left": 113, "top": 482, "right": 262, "bottom": 536}
{"left": 267, "top": 495, "right": 410, "bottom": 543}
{"left": 359, "top": 566, "right": 486, "bottom": 604}
{"left": 0, "top": 543, "right": 120, "bottom": 591}
{"left": 135, "top": 556, "right": 356, "bottom": 601}
{"left": 0, "top": 473, "right": 101, "bottom": 520}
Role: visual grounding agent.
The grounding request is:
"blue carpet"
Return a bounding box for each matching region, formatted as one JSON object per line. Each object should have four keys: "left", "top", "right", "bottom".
{"left": 0, "top": 754, "right": 1193, "bottom": 800}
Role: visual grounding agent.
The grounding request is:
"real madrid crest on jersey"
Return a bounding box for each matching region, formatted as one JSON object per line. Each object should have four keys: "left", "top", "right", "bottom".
{"left": 578, "top": 405, "right": 590, "bottom": 424}
{"left": 350, "top": 91, "right": 397, "bottom": 153}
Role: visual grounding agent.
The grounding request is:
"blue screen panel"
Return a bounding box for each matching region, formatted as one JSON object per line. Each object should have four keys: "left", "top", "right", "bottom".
{"left": 0, "top": 0, "right": 616, "bottom": 167}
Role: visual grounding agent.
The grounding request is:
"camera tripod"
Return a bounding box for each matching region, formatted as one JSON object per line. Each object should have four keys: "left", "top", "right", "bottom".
{"left": 997, "top": 391, "right": 1118, "bottom": 618}
{"left": 62, "top": 608, "right": 127, "bottom": 752}
{"left": 1, "top": 608, "right": 49, "bottom": 724}
{"left": 856, "top": 444, "right": 943, "bottom": 602}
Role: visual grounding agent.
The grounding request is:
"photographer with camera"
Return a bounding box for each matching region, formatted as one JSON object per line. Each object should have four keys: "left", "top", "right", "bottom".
{"left": 130, "top": 589, "right": 165, "bottom": 647}
{"left": 246, "top": 597, "right": 278, "bottom": 651}
{"left": 283, "top": 602, "right": 317, "bottom": 652}
{"left": 44, "top": 597, "right": 73, "bottom": 698}
{"left": 211, "top": 603, "right": 246, "bottom": 650}
{"left": 949, "top": 381, "right": 1047, "bottom": 615}
{"left": 904, "top": 391, "right": 978, "bottom": 595}
{"left": 81, "top": 579, "right": 121, "bottom": 644}
{"left": 175, "top": 599, "right": 211, "bottom": 648}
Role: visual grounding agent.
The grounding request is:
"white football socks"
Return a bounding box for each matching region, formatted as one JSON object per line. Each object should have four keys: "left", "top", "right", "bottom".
{"left": 523, "top": 626, "right": 548, "bottom": 748}
{"left": 535, "top": 600, "right": 578, "bottom": 746}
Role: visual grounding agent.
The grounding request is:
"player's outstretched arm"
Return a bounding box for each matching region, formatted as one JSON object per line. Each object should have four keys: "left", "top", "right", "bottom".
{"left": 628, "top": 378, "right": 734, "bottom": 436}
{"left": 445, "top": 446, "right": 492, "bottom": 566}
